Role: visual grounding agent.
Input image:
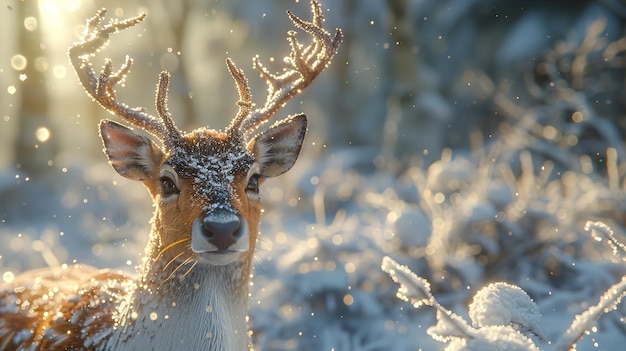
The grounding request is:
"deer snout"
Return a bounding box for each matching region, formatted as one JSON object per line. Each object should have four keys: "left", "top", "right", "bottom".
{"left": 191, "top": 209, "right": 250, "bottom": 265}
{"left": 201, "top": 212, "right": 242, "bottom": 251}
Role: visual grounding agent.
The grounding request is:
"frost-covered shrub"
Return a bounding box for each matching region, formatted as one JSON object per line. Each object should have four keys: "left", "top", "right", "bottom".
{"left": 250, "top": 127, "right": 626, "bottom": 349}
{"left": 382, "top": 256, "right": 543, "bottom": 351}
{"left": 383, "top": 244, "right": 626, "bottom": 351}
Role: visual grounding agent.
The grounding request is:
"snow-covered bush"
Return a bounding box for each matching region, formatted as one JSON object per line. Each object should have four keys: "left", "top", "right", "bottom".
{"left": 383, "top": 243, "right": 626, "bottom": 351}
{"left": 383, "top": 256, "right": 543, "bottom": 351}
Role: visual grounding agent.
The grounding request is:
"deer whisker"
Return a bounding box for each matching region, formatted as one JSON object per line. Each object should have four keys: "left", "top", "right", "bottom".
{"left": 179, "top": 261, "right": 199, "bottom": 281}
{"left": 155, "top": 238, "right": 191, "bottom": 262}
{"left": 163, "top": 255, "right": 195, "bottom": 284}
{"left": 162, "top": 249, "right": 189, "bottom": 272}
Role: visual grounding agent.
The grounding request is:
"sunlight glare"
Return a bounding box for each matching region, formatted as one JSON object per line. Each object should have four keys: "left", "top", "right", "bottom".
{"left": 60, "top": 0, "right": 82, "bottom": 12}
{"left": 39, "top": 0, "right": 63, "bottom": 29}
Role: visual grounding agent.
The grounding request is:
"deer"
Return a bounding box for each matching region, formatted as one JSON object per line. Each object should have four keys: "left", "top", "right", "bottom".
{"left": 0, "top": 1, "right": 341, "bottom": 350}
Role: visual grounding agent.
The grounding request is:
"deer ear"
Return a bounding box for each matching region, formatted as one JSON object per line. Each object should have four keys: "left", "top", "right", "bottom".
{"left": 99, "top": 120, "right": 164, "bottom": 181}
{"left": 250, "top": 114, "right": 307, "bottom": 178}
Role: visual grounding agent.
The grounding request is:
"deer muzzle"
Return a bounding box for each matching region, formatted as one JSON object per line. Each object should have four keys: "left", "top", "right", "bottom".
{"left": 191, "top": 209, "right": 250, "bottom": 265}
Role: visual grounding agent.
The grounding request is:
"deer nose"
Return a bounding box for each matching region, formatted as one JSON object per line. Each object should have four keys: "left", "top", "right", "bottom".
{"left": 201, "top": 211, "right": 241, "bottom": 251}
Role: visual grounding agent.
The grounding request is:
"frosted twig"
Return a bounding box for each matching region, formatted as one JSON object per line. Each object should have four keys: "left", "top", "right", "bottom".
{"left": 555, "top": 275, "right": 626, "bottom": 351}
{"left": 586, "top": 220, "right": 626, "bottom": 257}
{"left": 381, "top": 256, "right": 433, "bottom": 308}
{"left": 382, "top": 257, "right": 475, "bottom": 340}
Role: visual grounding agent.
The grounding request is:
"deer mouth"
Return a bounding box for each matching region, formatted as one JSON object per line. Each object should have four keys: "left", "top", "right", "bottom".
{"left": 190, "top": 210, "right": 250, "bottom": 265}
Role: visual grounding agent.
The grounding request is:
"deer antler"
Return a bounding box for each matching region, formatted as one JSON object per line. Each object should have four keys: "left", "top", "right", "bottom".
{"left": 70, "top": 2, "right": 340, "bottom": 146}
{"left": 68, "top": 9, "right": 181, "bottom": 147}
{"left": 227, "top": 0, "right": 343, "bottom": 139}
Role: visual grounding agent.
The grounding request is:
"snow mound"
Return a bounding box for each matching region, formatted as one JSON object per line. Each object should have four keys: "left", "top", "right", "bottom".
{"left": 468, "top": 282, "right": 547, "bottom": 341}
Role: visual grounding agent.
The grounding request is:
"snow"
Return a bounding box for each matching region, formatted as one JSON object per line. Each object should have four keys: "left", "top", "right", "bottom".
{"left": 468, "top": 283, "right": 547, "bottom": 341}
{"left": 381, "top": 256, "right": 544, "bottom": 350}
{"left": 2, "top": 1, "right": 626, "bottom": 350}
{"left": 6, "top": 145, "right": 626, "bottom": 349}
{"left": 167, "top": 131, "right": 254, "bottom": 213}
{"left": 383, "top": 243, "right": 626, "bottom": 351}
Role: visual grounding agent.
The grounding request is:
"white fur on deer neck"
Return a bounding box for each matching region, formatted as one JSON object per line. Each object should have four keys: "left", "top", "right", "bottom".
{"left": 107, "top": 260, "right": 249, "bottom": 350}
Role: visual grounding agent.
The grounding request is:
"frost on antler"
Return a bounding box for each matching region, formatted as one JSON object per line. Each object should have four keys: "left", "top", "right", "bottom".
{"left": 226, "top": 0, "right": 343, "bottom": 139}
{"left": 68, "top": 9, "right": 182, "bottom": 147}
{"left": 69, "top": 1, "right": 341, "bottom": 149}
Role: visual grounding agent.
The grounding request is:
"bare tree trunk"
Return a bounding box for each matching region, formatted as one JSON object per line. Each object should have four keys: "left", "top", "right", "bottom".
{"left": 151, "top": 0, "right": 196, "bottom": 128}
{"left": 385, "top": 0, "right": 445, "bottom": 165}
{"left": 328, "top": 0, "right": 356, "bottom": 147}
{"left": 385, "top": 0, "right": 421, "bottom": 162}
{"left": 14, "top": 1, "right": 58, "bottom": 177}
{"left": 386, "top": 0, "right": 419, "bottom": 101}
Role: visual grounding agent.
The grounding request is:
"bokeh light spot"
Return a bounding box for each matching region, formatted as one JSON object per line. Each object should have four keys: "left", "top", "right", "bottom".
{"left": 2, "top": 271, "right": 14, "bottom": 284}
{"left": 11, "top": 55, "right": 27, "bottom": 71}
{"left": 343, "top": 294, "right": 354, "bottom": 306}
{"left": 24, "top": 16, "right": 38, "bottom": 31}
{"left": 53, "top": 65, "right": 67, "bottom": 79}
{"left": 36, "top": 127, "right": 50, "bottom": 142}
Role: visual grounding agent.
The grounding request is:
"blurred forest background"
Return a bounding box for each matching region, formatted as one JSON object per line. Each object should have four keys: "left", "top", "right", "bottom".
{"left": 3, "top": 0, "right": 623, "bottom": 179}
{"left": 2, "top": 0, "right": 626, "bottom": 350}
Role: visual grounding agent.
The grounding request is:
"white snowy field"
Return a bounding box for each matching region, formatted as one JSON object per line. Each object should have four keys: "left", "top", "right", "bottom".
{"left": 1, "top": 136, "right": 626, "bottom": 350}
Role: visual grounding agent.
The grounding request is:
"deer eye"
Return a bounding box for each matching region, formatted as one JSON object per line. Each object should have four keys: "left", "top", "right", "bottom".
{"left": 160, "top": 176, "right": 179, "bottom": 197}
{"left": 246, "top": 174, "right": 260, "bottom": 193}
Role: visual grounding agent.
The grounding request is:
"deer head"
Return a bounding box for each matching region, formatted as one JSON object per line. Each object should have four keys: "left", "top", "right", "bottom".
{"left": 68, "top": 1, "right": 342, "bottom": 273}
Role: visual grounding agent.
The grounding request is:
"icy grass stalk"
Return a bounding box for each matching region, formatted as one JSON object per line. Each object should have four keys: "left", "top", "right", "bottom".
{"left": 555, "top": 275, "right": 626, "bottom": 351}
{"left": 381, "top": 256, "right": 435, "bottom": 308}
{"left": 553, "top": 221, "right": 626, "bottom": 351}
{"left": 585, "top": 220, "right": 626, "bottom": 257}
{"left": 383, "top": 221, "right": 626, "bottom": 350}
{"left": 381, "top": 257, "right": 475, "bottom": 340}
{"left": 380, "top": 258, "right": 472, "bottom": 339}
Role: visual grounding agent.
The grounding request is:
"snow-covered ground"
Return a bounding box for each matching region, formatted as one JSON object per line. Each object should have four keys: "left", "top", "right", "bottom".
{"left": 3, "top": 136, "right": 626, "bottom": 350}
